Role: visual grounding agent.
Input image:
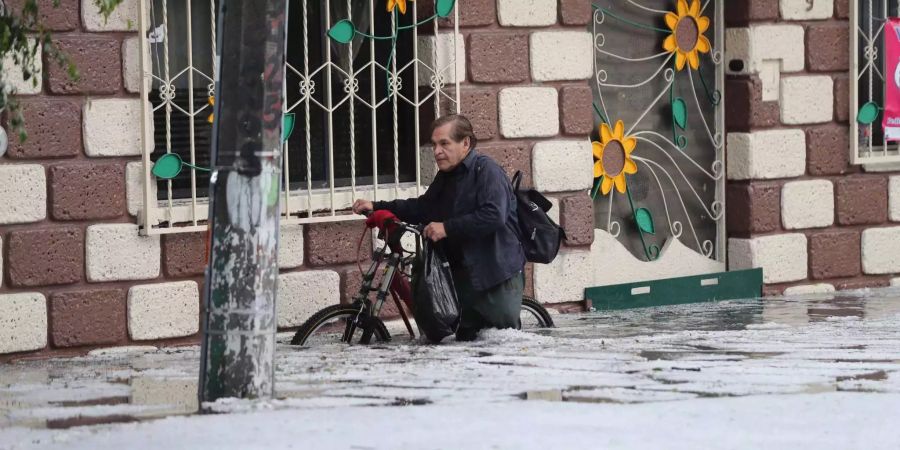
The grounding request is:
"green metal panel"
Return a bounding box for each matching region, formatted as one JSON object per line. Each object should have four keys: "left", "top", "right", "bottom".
{"left": 584, "top": 268, "right": 763, "bottom": 311}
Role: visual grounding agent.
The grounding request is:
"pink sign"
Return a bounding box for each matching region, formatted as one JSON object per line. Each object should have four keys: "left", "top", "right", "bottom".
{"left": 883, "top": 18, "right": 900, "bottom": 141}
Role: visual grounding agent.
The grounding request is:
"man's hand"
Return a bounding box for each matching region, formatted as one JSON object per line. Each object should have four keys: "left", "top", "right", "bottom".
{"left": 352, "top": 199, "right": 373, "bottom": 215}
{"left": 424, "top": 222, "right": 447, "bottom": 242}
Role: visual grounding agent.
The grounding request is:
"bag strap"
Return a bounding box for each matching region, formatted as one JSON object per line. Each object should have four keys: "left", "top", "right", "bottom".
{"left": 423, "top": 240, "right": 433, "bottom": 275}
{"left": 511, "top": 170, "right": 523, "bottom": 192}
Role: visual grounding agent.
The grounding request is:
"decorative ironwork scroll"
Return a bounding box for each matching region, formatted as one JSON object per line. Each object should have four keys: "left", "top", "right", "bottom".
{"left": 591, "top": 0, "right": 724, "bottom": 262}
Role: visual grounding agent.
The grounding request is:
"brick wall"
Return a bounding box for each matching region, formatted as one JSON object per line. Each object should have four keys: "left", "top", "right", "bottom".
{"left": 724, "top": 0, "right": 900, "bottom": 295}
{"left": 0, "top": 0, "right": 210, "bottom": 359}
{"left": 453, "top": 0, "right": 597, "bottom": 305}
{"left": 10, "top": 0, "right": 896, "bottom": 359}
{"left": 0, "top": 0, "right": 598, "bottom": 359}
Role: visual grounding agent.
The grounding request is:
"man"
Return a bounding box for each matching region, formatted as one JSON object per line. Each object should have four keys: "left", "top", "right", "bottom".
{"left": 352, "top": 114, "right": 525, "bottom": 341}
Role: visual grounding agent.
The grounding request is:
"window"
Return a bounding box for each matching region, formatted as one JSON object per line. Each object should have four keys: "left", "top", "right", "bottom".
{"left": 141, "top": 0, "right": 460, "bottom": 233}
{"left": 283, "top": 1, "right": 421, "bottom": 192}
{"left": 147, "top": 0, "right": 217, "bottom": 201}
{"left": 851, "top": 1, "right": 900, "bottom": 164}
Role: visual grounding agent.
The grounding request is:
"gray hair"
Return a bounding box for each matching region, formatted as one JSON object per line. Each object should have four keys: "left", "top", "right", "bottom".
{"left": 431, "top": 114, "right": 477, "bottom": 149}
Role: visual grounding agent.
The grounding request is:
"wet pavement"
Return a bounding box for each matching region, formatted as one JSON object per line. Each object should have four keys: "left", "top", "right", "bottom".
{"left": 2, "top": 288, "right": 900, "bottom": 447}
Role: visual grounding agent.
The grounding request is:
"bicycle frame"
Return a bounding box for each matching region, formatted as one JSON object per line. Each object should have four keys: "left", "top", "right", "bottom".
{"left": 350, "top": 226, "right": 421, "bottom": 340}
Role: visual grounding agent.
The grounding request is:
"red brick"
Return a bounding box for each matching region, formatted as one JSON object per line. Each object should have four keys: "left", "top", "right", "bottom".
{"left": 48, "top": 36, "right": 121, "bottom": 94}
{"left": 806, "top": 124, "right": 850, "bottom": 176}
{"left": 836, "top": 176, "right": 888, "bottom": 225}
{"left": 809, "top": 230, "right": 860, "bottom": 279}
{"left": 5, "top": 0, "right": 80, "bottom": 31}
{"left": 725, "top": 77, "right": 779, "bottom": 131}
{"left": 806, "top": 23, "right": 849, "bottom": 72}
{"left": 8, "top": 227, "right": 83, "bottom": 287}
{"left": 163, "top": 233, "right": 207, "bottom": 277}
{"left": 561, "top": 85, "right": 594, "bottom": 136}
{"left": 306, "top": 221, "right": 372, "bottom": 266}
{"left": 835, "top": 277, "right": 890, "bottom": 291}
{"left": 560, "top": 0, "right": 593, "bottom": 25}
{"left": 468, "top": 33, "right": 529, "bottom": 84}
{"left": 4, "top": 98, "right": 82, "bottom": 159}
{"left": 479, "top": 142, "right": 533, "bottom": 189}
{"left": 460, "top": 88, "right": 497, "bottom": 141}
{"left": 835, "top": 0, "right": 850, "bottom": 19}
{"left": 418, "top": 0, "right": 496, "bottom": 27}
{"left": 726, "top": 182, "right": 781, "bottom": 237}
{"left": 762, "top": 285, "right": 785, "bottom": 296}
{"left": 834, "top": 74, "right": 850, "bottom": 123}
{"left": 560, "top": 193, "right": 594, "bottom": 247}
{"left": 725, "top": 0, "right": 779, "bottom": 26}
{"left": 454, "top": 0, "right": 496, "bottom": 27}
{"left": 50, "top": 289, "right": 127, "bottom": 347}
{"left": 50, "top": 163, "right": 126, "bottom": 220}
{"left": 549, "top": 302, "right": 587, "bottom": 313}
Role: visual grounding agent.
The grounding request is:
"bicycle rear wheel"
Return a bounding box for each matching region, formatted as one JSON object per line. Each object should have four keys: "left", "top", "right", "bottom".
{"left": 290, "top": 304, "right": 391, "bottom": 346}
{"left": 520, "top": 296, "right": 554, "bottom": 329}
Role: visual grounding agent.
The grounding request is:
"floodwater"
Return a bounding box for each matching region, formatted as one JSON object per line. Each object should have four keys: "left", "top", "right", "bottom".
{"left": 2, "top": 288, "right": 900, "bottom": 431}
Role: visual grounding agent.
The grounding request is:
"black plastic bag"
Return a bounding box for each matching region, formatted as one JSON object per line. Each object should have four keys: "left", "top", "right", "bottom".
{"left": 411, "top": 241, "right": 460, "bottom": 342}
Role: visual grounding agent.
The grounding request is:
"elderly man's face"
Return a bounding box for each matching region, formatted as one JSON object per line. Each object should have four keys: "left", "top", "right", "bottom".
{"left": 431, "top": 123, "right": 471, "bottom": 172}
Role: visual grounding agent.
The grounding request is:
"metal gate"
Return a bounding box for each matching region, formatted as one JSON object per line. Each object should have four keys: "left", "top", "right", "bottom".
{"left": 590, "top": 0, "right": 725, "bottom": 266}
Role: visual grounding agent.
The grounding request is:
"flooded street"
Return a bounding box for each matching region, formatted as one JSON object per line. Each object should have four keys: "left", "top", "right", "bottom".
{"left": 2, "top": 289, "right": 900, "bottom": 449}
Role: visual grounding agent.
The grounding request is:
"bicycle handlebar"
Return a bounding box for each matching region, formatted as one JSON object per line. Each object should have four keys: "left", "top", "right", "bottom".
{"left": 360, "top": 209, "right": 422, "bottom": 236}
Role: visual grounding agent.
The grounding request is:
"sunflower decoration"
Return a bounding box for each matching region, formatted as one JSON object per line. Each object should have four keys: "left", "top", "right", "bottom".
{"left": 386, "top": 0, "right": 413, "bottom": 14}
{"left": 593, "top": 120, "right": 638, "bottom": 195}
{"left": 662, "top": 0, "right": 711, "bottom": 71}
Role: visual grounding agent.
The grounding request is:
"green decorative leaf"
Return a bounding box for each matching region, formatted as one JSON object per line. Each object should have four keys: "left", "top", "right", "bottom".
{"left": 634, "top": 208, "right": 655, "bottom": 235}
{"left": 590, "top": 176, "right": 603, "bottom": 200}
{"left": 327, "top": 20, "right": 356, "bottom": 44}
{"left": 858, "top": 102, "right": 880, "bottom": 125}
{"left": 436, "top": 0, "right": 456, "bottom": 17}
{"left": 282, "top": 113, "right": 296, "bottom": 143}
{"left": 151, "top": 153, "right": 184, "bottom": 180}
{"left": 672, "top": 97, "right": 687, "bottom": 130}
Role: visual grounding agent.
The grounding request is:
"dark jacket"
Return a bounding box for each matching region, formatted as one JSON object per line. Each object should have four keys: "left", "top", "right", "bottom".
{"left": 373, "top": 149, "right": 525, "bottom": 291}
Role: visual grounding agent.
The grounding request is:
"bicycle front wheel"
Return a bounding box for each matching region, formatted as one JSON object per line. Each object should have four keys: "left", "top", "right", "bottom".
{"left": 520, "top": 296, "right": 555, "bottom": 329}
{"left": 290, "top": 304, "right": 391, "bottom": 346}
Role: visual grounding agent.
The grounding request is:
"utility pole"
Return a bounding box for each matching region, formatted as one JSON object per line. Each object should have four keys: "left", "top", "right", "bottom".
{"left": 198, "top": 0, "right": 287, "bottom": 405}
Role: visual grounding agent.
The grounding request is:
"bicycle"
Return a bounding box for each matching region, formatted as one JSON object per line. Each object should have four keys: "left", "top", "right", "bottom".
{"left": 289, "top": 212, "right": 554, "bottom": 346}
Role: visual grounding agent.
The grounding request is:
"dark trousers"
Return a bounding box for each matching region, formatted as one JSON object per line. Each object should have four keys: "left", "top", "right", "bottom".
{"left": 452, "top": 270, "right": 524, "bottom": 341}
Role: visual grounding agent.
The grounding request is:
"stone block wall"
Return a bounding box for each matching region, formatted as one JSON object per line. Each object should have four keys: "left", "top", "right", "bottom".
{"left": 0, "top": 0, "right": 596, "bottom": 358}
{"left": 0, "top": 0, "right": 209, "bottom": 359}
{"left": 453, "top": 0, "right": 597, "bottom": 304}
{"left": 8, "top": 0, "right": 898, "bottom": 358}
{"left": 724, "top": 0, "right": 900, "bottom": 295}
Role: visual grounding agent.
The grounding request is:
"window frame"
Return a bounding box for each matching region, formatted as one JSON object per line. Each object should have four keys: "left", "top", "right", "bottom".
{"left": 850, "top": 0, "right": 900, "bottom": 165}
{"left": 137, "top": 0, "right": 461, "bottom": 235}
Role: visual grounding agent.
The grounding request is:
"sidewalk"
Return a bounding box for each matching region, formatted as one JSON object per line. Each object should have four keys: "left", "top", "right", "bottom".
{"left": 2, "top": 289, "right": 900, "bottom": 449}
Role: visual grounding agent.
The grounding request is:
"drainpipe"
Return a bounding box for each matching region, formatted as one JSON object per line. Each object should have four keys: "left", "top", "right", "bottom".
{"left": 198, "top": 0, "right": 287, "bottom": 407}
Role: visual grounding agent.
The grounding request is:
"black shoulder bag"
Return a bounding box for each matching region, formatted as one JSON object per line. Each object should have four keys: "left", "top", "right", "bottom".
{"left": 510, "top": 171, "right": 566, "bottom": 264}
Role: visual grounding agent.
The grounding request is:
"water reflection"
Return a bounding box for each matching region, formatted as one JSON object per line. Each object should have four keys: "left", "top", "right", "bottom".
{"left": 1, "top": 290, "right": 898, "bottom": 429}
{"left": 546, "top": 289, "right": 900, "bottom": 340}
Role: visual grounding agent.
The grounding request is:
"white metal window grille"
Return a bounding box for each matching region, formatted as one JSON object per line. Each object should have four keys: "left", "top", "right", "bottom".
{"left": 138, "top": 0, "right": 461, "bottom": 234}
{"left": 851, "top": 0, "right": 900, "bottom": 164}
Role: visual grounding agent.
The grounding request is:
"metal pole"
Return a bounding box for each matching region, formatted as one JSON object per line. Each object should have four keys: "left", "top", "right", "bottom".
{"left": 199, "top": 0, "right": 287, "bottom": 406}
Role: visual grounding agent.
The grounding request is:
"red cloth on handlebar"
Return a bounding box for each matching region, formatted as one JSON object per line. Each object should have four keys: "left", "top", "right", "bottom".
{"left": 364, "top": 210, "right": 399, "bottom": 232}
